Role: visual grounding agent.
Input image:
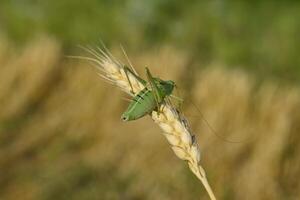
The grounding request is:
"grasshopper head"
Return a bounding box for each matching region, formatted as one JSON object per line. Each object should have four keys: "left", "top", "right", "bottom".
{"left": 121, "top": 113, "right": 131, "bottom": 121}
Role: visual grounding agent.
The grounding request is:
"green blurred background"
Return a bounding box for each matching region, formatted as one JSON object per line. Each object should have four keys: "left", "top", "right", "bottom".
{"left": 1, "top": 0, "right": 300, "bottom": 81}
{"left": 1, "top": 1, "right": 300, "bottom": 200}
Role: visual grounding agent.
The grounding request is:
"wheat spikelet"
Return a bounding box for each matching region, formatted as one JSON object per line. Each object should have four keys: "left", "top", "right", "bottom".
{"left": 77, "top": 46, "right": 216, "bottom": 200}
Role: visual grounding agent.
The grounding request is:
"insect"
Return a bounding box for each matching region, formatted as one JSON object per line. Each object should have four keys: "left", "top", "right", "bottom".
{"left": 121, "top": 66, "right": 176, "bottom": 121}
{"left": 121, "top": 65, "right": 248, "bottom": 142}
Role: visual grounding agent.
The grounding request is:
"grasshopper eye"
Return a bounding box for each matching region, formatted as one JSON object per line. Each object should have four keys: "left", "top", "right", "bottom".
{"left": 122, "top": 115, "right": 129, "bottom": 121}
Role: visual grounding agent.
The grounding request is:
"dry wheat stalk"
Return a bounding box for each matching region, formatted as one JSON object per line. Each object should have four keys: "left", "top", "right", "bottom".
{"left": 77, "top": 46, "right": 216, "bottom": 200}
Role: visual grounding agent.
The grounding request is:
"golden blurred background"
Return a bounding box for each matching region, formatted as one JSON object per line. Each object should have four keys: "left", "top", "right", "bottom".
{"left": 1, "top": 1, "right": 300, "bottom": 200}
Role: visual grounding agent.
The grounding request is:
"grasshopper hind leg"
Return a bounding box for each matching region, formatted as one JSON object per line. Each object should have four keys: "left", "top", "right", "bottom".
{"left": 123, "top": 65, "right": 147, "bottom": 95}
{"left": 145, "top": 67, "right": 163, "bottom": 116}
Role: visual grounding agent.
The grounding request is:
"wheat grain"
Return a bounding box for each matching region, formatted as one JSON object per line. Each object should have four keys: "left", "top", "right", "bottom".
{"left": 79, "top": 46, "right": 216, "bottom": 200}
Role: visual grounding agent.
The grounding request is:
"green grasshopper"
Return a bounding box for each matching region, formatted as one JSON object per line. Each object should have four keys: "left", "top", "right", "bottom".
{"left": 121, "top": 66, "right": 176, "bottom": 121}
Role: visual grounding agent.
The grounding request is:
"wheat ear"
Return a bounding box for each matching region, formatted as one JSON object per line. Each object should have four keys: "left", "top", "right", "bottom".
{"left": 77, "top": 46, "right": 216, "bottom": 200}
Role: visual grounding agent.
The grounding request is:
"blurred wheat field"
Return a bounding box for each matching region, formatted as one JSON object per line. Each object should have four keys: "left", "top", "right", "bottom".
{"left": 0, "top": 37, "right": 300, "bottom": 200}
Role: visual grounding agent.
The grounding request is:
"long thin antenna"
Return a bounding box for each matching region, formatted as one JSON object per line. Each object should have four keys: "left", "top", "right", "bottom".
{"left": 190, "top": 100, "right": 253, "bottom": 143}
{"left": 175, "top": 86, "right": 253, "bottom": 143}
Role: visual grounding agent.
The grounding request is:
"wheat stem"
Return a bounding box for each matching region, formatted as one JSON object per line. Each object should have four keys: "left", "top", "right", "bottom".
{"left": 197, "top": 166, "right": 216, "bottom": 200}
{"left": 80, "top": 47, "right": 216, "bottom": 200}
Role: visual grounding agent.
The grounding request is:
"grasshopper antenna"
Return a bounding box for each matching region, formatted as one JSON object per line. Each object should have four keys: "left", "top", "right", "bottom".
{"left": 174, "top": 86, "right": 253, "bottom": 143}
{"left": 189, "top": 100, "right": 255, "bottom": 143}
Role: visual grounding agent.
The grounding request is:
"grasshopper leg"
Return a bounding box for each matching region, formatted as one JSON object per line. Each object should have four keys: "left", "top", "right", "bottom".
{"left": 123, "top": 65, "right": 147, "bottom": 94}
{"left": 145, "top": 67, "right": 163, "bottom": 116}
